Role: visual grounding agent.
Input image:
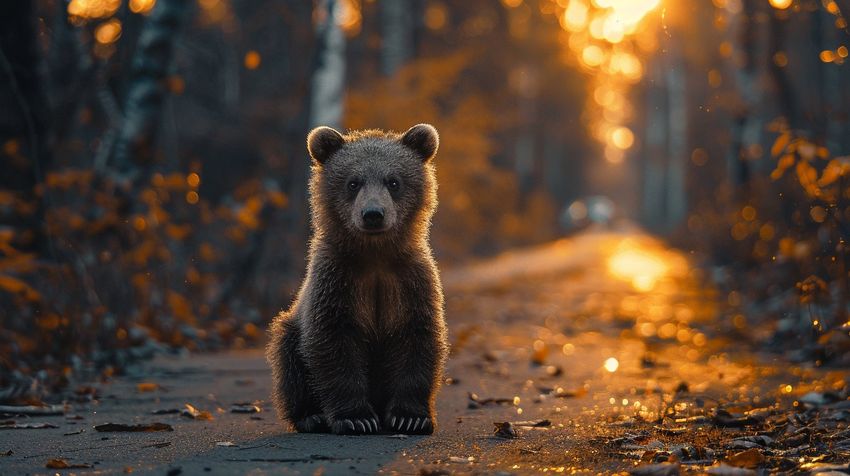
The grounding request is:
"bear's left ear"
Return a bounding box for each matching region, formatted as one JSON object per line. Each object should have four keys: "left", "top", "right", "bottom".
{"left": 307, "top": 126, "right": 345, "bottom": 165}
{"left": 400, "top": 124, "right": 439, "bottom": 162}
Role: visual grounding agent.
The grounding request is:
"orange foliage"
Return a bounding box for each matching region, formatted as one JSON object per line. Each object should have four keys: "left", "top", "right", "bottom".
{"left": 346, "top": 53, "right": 557, "bottom": 260}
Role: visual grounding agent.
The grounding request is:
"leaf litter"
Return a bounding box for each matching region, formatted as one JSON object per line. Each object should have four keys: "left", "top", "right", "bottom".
{"left": 94, "top": 422, "right": 173, "bottom": 432}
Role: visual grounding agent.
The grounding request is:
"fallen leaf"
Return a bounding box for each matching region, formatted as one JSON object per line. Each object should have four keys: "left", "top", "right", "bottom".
{"left": 216, "top": 441, "right": 238, "bottom": 447}
{"left": 726, "top": 448, "right": 764, "bottom": 469}
{"left": 654, "top": 426, "right": 688, "bottom": 436}
{"left": 448, "top": 456, "right": 474, "bottom": 464}
{"left": 799, "top": 392, "right": 839, "bottom": 407}
{"left": 494, "top": 421, "right": 518, "bottom": 438}
{"left": 670, "top": 445, "right": 713, "bottom": 462}
{"left": 182, "top": 404, "right": 213, "bottom": 421}
{"left": 46, "top": 458, "right": 92, "bottom": 469}
{"left": 712, "top": 409, "right": 762, "bottom": 428}
{"left": 512, "top": 419, "right": 551, "bottom": 427}
{"left": 706, "top": 463, "right": 756, "bottom": 475}
{"left": 728, "top": 435, "right": 773, "bottom": 447}
{"left": 230, "top": 403, "right": 261, "bottom": 414}
{"left": 552, "top": 387, "right": 587, "bottom": 398}
{"left": 94, "top": 422, "right": 173, "bottom": 432}
{"left": 136, "top": 382, "right": 161, "bottom": 393}
{"left": 800, "top": 462, "right": 850, "bottom": 474}
{"left": 467, "top": 392, "right": 514, "bottom": 408}
{"left": 544, "top": 365, "right": 562, "bottom": 377}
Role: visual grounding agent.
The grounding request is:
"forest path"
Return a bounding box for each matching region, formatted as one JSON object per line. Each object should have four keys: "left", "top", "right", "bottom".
{"left": 0, "top": 228, "right": 844, "bottom": 475}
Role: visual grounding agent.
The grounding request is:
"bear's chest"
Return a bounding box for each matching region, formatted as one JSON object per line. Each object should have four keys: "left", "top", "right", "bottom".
{"left": 351, "top": 269, "right": 404, "bottom": 335}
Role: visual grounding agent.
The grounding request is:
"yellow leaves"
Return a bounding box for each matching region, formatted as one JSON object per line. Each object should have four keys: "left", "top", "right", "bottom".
{"left": 797, "top": 275, "right": 828, "bottom": 304}
{"left": 795, "top": 160, "right": 820, "bottom": 197}
{"left": 268, "top": 190, "right": 288, "bottom": 208}
{"left": 165, "top": 224, "right": 192, "bottom": 241}
{"left": 244, "top": 51, "right": 261, "bottom": 70}
{"left": 168, "top": 291, "right": 195, "bottom": 324}
{"left": 45, "top": 169, "right": 94, "bottom": 189}
{"left": 770, "top": 154, "right": 796, "bottom": 180}
{"left": 198, "top": 242, "right": 218, "bottom": 262}
{"left": 235, "top": 196, "right": 263, "bottom": 229}
{"left": 36, "top": 314, "right": 62, "bottom": 331}
{"left": 129, "top": 0, "right": 156, "bottom": 14}
{"left": 136, "top": 382, "right": 161, "bottom": 392}
{"left": 95, "top": 18, "right": 122, "bottom": 45}
{"left": 131, "top": 272, "right": 149, "bottom": 294}
{"left": 151, "top": 172, "right": 190, "bottom": 190}
{"left": 0, "top": 274, "right": 40, "bottom": 302}
{"left": 770, "top": 133, "right": 842, "bottom": 200}
{"left": 817, "top": 157, "right": 850, "bottom": 187}
{"left": 0, "top": 253, "right": 37, "bottom": 274}
{"left": 67, "top": 0, "right": 120, "bottom": 20}
{"left": 183, "top": 403, "right": 214, "bottom": 420}
{"left": 770, "top": 132, "right": 791, "bottom": 157}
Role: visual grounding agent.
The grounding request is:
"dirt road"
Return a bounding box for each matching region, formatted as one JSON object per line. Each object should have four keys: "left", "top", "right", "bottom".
{"left": 1, "top": 230, "right": 846, "bottom": 475}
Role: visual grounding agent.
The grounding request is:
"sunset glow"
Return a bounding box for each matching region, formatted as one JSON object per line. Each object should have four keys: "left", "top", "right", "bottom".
{"left": 607, "top": 243, "right": 670, "bottom": 291}
{"left": 553, "top": 0, "right": 662, "bottom": 163}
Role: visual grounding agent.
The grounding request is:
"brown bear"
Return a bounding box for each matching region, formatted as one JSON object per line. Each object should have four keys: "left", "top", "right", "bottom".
{"left": 266, "top": 124, "right": 448, "bottom": 435}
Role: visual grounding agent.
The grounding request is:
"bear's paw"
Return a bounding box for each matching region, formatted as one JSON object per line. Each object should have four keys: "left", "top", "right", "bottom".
{"left": 329, "top": 409, "right": 380, "bottom": 435}
{"left": 384, "top": 412, "right": 434, "bottom": 435}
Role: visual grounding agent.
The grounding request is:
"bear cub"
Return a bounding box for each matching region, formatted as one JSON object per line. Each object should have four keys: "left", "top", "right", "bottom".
{"left": 266, "top": 124, "right": 448, "bottom": 435}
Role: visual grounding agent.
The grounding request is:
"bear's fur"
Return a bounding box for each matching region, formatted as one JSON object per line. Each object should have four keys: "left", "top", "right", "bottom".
{"left": 266, "top": 124, "right": 448, "bottom": 435}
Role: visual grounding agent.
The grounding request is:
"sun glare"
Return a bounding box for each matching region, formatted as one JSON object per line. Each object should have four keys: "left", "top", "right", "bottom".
{"left": 607, "top": 243, "right": 669, "bottom": 291}
{"left": 553, "top": 0, "right": 662, "bottom": 164}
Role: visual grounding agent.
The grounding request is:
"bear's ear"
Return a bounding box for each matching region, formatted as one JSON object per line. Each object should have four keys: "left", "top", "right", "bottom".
{"left": 400, "top": 124, "right": 439, "bottom": 162}
{"left": 307, "top": 126, "right": 345, "bottom": 165}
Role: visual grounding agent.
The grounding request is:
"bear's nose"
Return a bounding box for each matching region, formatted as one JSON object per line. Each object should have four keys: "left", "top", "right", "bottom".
{"left": 362, "top": 207, "right": 385, "bottom": 229}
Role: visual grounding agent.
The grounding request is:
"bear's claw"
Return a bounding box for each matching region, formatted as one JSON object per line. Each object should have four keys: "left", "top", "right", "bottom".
{"left": 331, "top": 415, "right": 380, "bottom": 435}
{"left": 294, "top": 414, "right": 329, "bottom": 433}
{"left": 385, "top": 414, "right": 433, "bottom": 434}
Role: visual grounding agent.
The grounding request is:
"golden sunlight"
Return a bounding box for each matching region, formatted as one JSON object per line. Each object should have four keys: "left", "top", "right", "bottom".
{"left": 769, "top": 0, "right": 793, "bottom": 9}
{"left": 129, "top": 0, "right": 157, "bottom": 15}
{"left": 607, "top": 242, "right": 669, "bottom": 291}
{"left": 67, "top": 0, "right": 120, "bottom": 20}
{"left": 552, "top": 0, "right": 661, "bottom": 164}
{"left": 94, "top": 19, "right": 122, "bottom": 45}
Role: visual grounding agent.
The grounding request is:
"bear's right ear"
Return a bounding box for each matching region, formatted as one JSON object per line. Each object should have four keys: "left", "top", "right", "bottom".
{"left": 307, "top": 126, "right": 345, "bottom": 165}
{"left": 401, "top": 124, "right": 439, "bottom": 162}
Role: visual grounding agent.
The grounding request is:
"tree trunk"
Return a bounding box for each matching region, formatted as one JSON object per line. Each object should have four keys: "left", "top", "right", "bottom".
{"left": 310, "top": 0, "right": 346, "bottom": 129}
{"left": 0, "top": 0, "right": 51, "bottom": 253}
{"left": 380, "top": 0, "right": 414, "bottom": 76}
{"left": 111, "top": 0, "right": 190, "bottom": 174}
{"left": 665, "top": 42, "right": 688, "bottom": 231}
{"left": 642, "top": 60, "right": 668, "bottom": 230}
{"left": 727, "top": 0, "right": 759, "bottom": 191}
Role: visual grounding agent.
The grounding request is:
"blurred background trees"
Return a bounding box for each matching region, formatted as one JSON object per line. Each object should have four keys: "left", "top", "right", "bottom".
{"left": 0, "top": 0, "right": 848, "bottom": 395}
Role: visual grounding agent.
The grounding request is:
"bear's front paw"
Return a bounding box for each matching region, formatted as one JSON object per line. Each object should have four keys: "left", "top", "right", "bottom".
{"left": 293, "top": 414, "right": 329, "bottom": 433}
{"left": 383, "top": 411, "right": 434, "bottom": 435}
{"left": 329, "top": 409, "right": 380, "bottom": 435}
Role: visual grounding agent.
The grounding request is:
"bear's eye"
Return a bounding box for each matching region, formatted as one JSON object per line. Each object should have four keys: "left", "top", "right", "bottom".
{"left": 347, "top": 180, "right": 360, "bottom": 191}
{"left": 386, "top": 179, "right": 400, "bottom": 191}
